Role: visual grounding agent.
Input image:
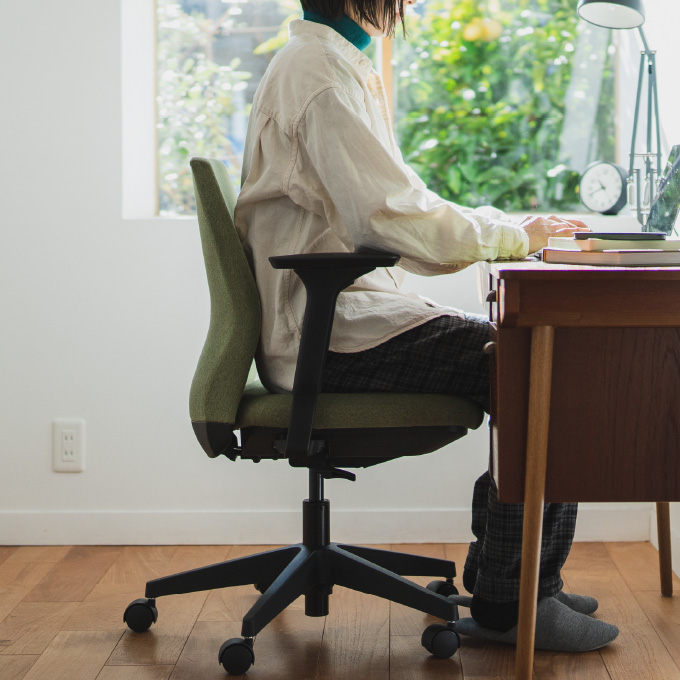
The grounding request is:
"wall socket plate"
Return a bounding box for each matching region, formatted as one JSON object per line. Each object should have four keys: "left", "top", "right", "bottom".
{"left": 53, "top": 419, "right": 85, "bottom": 472}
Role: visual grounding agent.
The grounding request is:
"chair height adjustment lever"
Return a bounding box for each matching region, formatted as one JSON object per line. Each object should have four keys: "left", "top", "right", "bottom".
{"left": 319, "top": 467, "right": 356, "bottom": 482}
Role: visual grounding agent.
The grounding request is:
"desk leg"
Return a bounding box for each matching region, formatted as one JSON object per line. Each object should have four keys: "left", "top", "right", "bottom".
{"left": 657, "top": 502, "right": 673, "bottom": 597}
{"left": 515, "top": 325, "right": 554, "bottom": 680}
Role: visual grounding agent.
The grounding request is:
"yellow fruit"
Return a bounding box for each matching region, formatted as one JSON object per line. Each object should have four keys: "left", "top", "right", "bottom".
{"left": 463, "top": 17, "right": 503, "bottom": 42}
{"left": 463, "top": 18, "right": 484, "bottom": 41}
{"left": 481, "top": 19, "right": 503, "bottom": 41}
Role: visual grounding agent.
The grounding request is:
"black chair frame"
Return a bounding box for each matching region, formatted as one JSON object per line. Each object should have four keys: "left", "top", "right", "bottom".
{"left": 125, "top": 252, "right": 470, "bottom": 673}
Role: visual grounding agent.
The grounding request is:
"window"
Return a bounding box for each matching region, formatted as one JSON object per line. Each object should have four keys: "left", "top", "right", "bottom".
{"left": 155, "top": 0, "right": 617, "bottom": 215}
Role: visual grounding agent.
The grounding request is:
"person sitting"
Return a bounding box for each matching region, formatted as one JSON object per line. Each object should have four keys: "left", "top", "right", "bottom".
{"left": 234, "top": 0, "right": 618, "bottom": 651}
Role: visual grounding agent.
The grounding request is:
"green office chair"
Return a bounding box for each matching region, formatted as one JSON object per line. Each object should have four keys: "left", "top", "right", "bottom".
{"left": 123, "top": 157, "right": 484, "bottom": 675}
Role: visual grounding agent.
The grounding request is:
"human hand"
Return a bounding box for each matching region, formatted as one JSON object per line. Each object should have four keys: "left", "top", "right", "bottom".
{"left": 520, "top": 215, "right": 590, "bottom": 254}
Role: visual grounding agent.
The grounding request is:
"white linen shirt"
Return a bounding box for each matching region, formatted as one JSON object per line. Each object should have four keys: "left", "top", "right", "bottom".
{"left": 234, "top": 19, "right": 530, "bottom": 393}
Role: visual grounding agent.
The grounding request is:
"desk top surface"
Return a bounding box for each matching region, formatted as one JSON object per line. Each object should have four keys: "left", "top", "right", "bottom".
{"left": 488, "top": 260, "right": 680, "bottom": 281}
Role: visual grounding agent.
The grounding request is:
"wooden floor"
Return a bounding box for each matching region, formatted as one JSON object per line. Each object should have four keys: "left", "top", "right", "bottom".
{"left": 1, "top": 542, "right": 679, "bottom": 680}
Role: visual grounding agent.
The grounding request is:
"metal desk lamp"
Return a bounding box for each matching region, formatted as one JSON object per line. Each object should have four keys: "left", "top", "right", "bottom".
{"left": 577, "top": 0, "right": 662, "bottom": 227}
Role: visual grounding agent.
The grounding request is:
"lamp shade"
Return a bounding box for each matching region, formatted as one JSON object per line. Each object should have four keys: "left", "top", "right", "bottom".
{"left": 577, "top": 0, "right": 645, "bottom": 29}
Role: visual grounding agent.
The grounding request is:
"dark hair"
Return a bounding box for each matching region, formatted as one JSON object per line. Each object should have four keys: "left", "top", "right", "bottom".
{"left": 301, "top": 0, "right": 406, "bottom": 37}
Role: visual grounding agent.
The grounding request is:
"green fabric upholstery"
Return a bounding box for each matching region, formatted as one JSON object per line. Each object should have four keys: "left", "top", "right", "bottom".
{"left": 189, "top": 158, "right": 262, "bottom": 424}
{"left": 236, "top": 383, "right": 484, "bottom": 430}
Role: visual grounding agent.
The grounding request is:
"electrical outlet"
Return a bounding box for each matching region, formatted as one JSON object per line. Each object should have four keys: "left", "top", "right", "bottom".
{"left": 53, "top": 419, "right": 85, "bottom": 472}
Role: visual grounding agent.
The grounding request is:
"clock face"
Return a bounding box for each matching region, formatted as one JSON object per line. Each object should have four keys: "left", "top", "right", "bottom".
{"left": 580, "top": 162, "right": 627, "bottom": 214}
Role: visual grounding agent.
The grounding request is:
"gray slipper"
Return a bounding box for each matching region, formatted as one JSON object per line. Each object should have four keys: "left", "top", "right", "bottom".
{"left": 455, "top": 597, "right": 618, "bottom": 652}
{"left": 556, "top": 590, "right": 598, "bottom": 615}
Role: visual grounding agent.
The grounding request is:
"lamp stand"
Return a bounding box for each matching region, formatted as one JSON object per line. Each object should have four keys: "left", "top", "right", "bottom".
{"left": 627, "top": 27, "right": 662, "bottom": 228}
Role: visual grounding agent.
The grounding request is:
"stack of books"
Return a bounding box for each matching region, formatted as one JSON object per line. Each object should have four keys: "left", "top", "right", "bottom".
{"left": 542, "top": 232, "right": 680, "bottom": 266}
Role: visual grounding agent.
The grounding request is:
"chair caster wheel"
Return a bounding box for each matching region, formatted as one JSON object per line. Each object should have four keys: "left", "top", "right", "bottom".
{"left": 219, "top": 638, "right": 255, "bottom": 675}
{"left": 123, "top": 598, "right": 158, "bottom": 633}
{"left": 254, "top": 581, "right": 271, "bottom": 594}
{"left": 426, "top": 580, "right": 459, "bottom": 597}
{"left": 421, "top": 623, "right": 460, "bottom": 659}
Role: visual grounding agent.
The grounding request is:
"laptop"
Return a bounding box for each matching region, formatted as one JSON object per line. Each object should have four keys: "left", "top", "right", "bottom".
{"left": 646, "top": 144, "right": 680, "bottom": 235}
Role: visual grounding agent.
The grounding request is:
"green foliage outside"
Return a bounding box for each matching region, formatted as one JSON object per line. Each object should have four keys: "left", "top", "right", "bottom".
{"left": 394, "top": 0, "right": 616, "bottom": 211}
{"left": 157, "top": 1, "right": 253, "bottom": 214}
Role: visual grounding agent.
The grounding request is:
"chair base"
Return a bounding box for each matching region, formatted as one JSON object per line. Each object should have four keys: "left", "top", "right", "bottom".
{"left": 134, "top": 473, "right": 462, "bottom": 668}
{"left": 145, "top": 541, "right": 459, "bottom": 637}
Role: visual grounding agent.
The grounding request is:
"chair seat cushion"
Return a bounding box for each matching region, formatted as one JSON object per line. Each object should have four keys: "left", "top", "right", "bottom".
{"left": 235, "top": 383, "right": 484, "bottom": 431}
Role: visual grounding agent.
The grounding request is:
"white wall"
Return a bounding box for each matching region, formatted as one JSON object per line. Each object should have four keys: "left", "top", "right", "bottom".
{"left": 0, "top": 0, "right": 674, "bottom": 548}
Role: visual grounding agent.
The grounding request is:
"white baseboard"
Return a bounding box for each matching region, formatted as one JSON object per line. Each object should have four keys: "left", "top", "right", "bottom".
{"left": 574, "top": 503, "right": 654, "bottom": 542}
{"left": 0, "top": 504, "right": 653, "bottom": 545}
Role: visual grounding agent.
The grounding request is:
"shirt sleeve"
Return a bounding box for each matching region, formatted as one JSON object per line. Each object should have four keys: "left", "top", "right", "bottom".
{"left": 288, "top": 85, "right": 529, "bottom": 276}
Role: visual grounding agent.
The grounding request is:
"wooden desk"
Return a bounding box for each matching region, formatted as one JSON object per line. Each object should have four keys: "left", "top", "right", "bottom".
{"left": 485, "top": 261, "right": 680, "bottom": 680}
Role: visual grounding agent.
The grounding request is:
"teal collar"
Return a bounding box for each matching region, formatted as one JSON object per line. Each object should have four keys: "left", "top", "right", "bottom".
{"left": 302, "top": 10, "right": 372, "bottom": 51}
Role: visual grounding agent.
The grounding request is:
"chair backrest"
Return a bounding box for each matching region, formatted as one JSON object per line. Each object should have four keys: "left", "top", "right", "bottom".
{"left": 189, "top": 157, "right": 261, "bottom": 425}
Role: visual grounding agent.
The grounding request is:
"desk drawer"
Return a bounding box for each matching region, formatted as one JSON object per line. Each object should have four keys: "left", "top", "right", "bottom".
{"left": 490, "top": 272, "right": 680, "bottom": 328}
{"left": 491, "top": 325, "right": 680, "bottom": 502}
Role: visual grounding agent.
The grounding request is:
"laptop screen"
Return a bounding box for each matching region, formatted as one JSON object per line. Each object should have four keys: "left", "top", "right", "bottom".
{"left": 646, "top": 145, "right": 680, "bottom": 235}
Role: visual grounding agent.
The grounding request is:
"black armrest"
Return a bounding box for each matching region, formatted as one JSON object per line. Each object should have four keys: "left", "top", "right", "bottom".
{"left": 270, "top": 252, "right": 400, "bottom": 270}
{"left": 268, "top": 251, "right": 400, "bottom": 459}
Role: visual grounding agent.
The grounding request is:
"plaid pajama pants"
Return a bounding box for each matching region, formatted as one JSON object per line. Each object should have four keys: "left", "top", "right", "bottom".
{"left": 322, "top": 313, "right": 578, "bottom": 603}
